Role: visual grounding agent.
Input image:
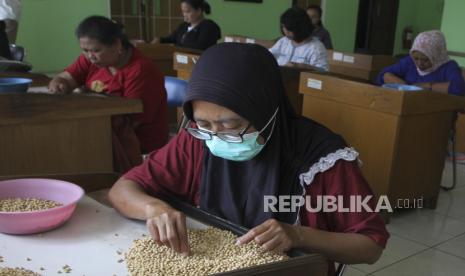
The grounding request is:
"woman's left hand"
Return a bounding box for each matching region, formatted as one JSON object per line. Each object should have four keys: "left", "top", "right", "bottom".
{"left": 236, "top": 219, "right": 301, "bottom": 253}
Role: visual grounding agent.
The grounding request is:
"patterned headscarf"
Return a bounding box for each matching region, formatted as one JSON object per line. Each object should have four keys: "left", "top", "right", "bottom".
{"left": 410, "top": 30, "right": 449, "bottom": 76}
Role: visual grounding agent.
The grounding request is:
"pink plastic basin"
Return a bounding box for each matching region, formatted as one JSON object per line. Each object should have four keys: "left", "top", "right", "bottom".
{"left": 0, "top": 178, "right": 84, "bottom": 234}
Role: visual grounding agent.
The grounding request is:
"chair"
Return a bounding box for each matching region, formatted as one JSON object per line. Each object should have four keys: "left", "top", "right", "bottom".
{"left": 9, "top": 44, "right": 24, "bottom": 61}
{"left": 165, "top": 76, "right": 188, "bottom": 107}
{"left": 164, "top": 76, "right": 188, "bottom": 132}
{"left": 442, "top": 112, "right": 462, "bottom": 191}
{"left": 335, "top": 263, "right": 346, "bottom": 276}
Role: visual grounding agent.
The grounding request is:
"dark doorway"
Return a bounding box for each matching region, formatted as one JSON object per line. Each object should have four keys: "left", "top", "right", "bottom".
{"left": 293, "top": 0, "right": 321, "bottom": 9}
{"left": 355, "top": 0, "right": 399, "bottom": 55}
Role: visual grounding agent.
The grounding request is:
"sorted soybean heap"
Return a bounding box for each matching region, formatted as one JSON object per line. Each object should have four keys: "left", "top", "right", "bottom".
{"left": 0, "top": 267, "right": 41, "bottom": 276}
{"left": 0, "top": 198, "right": 62, "bottom": 212}
{"left": 125, "top": 227, "right": 289, "bottom": 275}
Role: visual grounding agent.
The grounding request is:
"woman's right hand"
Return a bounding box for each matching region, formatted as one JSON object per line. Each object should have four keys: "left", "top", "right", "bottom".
{"left": 48, "top": 77, "right": 72, "bottom": 94}
{"left": 145, "top": 202, "right": 190, "bottom": 256}
{"left": 151, "top": 37, "right": 160, "bottom": 44}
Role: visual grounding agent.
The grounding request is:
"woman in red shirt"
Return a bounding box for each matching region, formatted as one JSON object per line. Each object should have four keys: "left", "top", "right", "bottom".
{"left": 49, "top": 16, "right": 168, "bottom": 173}
{"left": 109, "top": 43, "right": 389, "bottom": 274}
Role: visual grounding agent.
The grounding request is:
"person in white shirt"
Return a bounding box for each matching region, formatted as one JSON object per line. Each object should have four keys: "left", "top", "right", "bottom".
{"left": 269, "top": 7, "right": 328, "bottom": 71}
{"left": 0, "top": 0, "right": 21, "bottom": 43}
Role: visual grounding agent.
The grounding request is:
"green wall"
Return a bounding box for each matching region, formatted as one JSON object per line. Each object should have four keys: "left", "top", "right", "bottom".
{"left": 323, "top": 0, "right": 358, "bottom": 52}
{"left": 393, "top": 0, "right": 444, "bottom": 55}
{"left": 17, "top": 0, "right": 455, "bottom": 72}
{"left": 441, "top": 0, "right": 465, "bottom": 66}
{"left": 17, "top": 0, "right": 109, "bottom": 73}
{"left": 208, "top": 0, "right": 292, "bottom": 40}
{"left": 323, "top": 0, "right": 444, "bottom": 54}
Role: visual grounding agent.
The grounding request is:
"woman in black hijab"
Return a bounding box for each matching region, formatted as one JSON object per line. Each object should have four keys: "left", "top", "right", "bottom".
{"left": 109, "top": 43, "right": 388, "bottom": 272}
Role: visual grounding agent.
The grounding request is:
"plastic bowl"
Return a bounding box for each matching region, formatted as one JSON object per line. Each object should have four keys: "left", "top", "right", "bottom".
{"left": 0, "top": 77, "right": 32, "bottom": 93}
{"left": 0, "top": 178, "right": 84, "bottom": 235}
{"left": 382, "top": 83, "right": 423, "bottom": 91}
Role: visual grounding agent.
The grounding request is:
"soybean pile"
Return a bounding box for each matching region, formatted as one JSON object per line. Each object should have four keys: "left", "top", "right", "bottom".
{"left": 125, "top": 227, "right": 288, "bottom": 276}
{"left": 0, "top": 267, "right": 41, "bottom": 276}
{"left": 0, "top": 198, "right": 62, "bottom": 212}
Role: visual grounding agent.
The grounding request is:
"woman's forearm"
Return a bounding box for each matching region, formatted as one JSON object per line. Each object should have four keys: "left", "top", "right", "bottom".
{"left": 295, "top": 226, "right": 383, "bottom": 264}
{"left": 108, "top": 177, "right": 171, "bottom": 220}
{"left": 383, "top": 72, "right": 406, "bottom": 84}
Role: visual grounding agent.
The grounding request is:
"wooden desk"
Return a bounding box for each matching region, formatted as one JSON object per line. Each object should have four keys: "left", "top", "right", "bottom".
{"left": 0, "top": 72, "right": 51, "bottom": 87}
{"left": 137, "top": 43, "right": 202, "bottom": 77}
{"left": 0, "top": 192, "right": 328, "bottom": 276}
{"left": 327, "top": 50, "right": 397, "bottom": 82}
{"left": 224, "top": 34, "right": 276, "bottom": 49}
{"left": 299, "top": 72, "right": 465, "bottom": 211}
{"left": 0, "top": 93, "right": 142, "bottom": 184}
{"left": 173, "top": 51, "right": 200, "bottom": 81}
{"left": 173, "top": 52, "right": 315, "bottom": 114}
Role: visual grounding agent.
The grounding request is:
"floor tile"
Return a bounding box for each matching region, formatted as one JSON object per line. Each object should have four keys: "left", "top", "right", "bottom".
{"left": 343, "top": 266, "right": 369, "bottom": 276}
{"left": 372, "top": 249, "right": 465, "bottom": 276}
{"left": 434, "top": 186, "right": 465, "bottom": 222}
{"left": 353, "top": 234, "right": 428, "bottom": 273}
{"left": 435, "top": 233, "right": 465, "bottom": 260}
{"left": 387, "top": 209, "right": 465, "bottom": 246}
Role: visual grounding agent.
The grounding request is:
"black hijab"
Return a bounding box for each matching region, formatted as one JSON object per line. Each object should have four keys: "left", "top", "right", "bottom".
{"left": 183, "top": 43, "right": 346, "bottom": 228}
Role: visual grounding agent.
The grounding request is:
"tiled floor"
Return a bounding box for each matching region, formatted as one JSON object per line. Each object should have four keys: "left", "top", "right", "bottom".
{"left": 346, "top": 160, "right": 465, "bottom": 276}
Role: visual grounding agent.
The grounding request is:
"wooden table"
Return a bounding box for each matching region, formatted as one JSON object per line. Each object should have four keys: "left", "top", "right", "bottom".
{"left": 299, "top": 72, "right": 465, "bottom": 213}
{"left": 326, "top": 50, "right": 397, "bottom": 82}
{"left": 0, "top": 93, "right": 142, "bottom": 185}
{"left": 173, "top": 51, "right": 319, "bottom": 115}
{"left": 0, "top": 194, "right": 328, "bottom": 276}
{"left": 224, "top": 34, "right": 276, "bottom": 49}
{"left": 137, "top": 43, "right": 202, "bottom": 77}
{"left": 0, "top": 71, "right": 51, "bottom": 87}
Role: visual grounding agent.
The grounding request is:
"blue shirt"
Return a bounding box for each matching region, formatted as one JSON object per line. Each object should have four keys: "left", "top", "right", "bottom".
{"left": 375, "top": 56, "right": 465, "bottom": 96}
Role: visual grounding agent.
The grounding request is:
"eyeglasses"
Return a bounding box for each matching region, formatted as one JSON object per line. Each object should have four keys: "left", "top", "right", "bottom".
{"left": 185, "top": 122, "right": 252, "bottom": 143}
{"left": 185, "top": 107, "right": 279, "bottom": 143}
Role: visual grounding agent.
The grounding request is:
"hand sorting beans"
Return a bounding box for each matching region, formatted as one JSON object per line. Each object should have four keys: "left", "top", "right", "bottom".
{"left": 125, "top": 227, "right": 288, "bottom": 276}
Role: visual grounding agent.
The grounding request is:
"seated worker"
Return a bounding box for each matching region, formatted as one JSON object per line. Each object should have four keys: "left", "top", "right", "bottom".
{"left": 269, "top": 7, "right": 328, "bottom": 71}
{"left": 151, "top": 0, "right": 221, "bottom": 51}
{"left": 376, "top": 30, "right": 465, "bottom": 96}
{"left": 306, "top": 4, "right": 333, "bottom": 49}
{"left": 48, "top": 16, "right": 169, "bottom": 173}
{"left": 109, "top": 43, "right": 389, "bottom": 275}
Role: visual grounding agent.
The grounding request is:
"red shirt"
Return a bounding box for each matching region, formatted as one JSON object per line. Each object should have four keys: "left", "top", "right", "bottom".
{"left": 124, "top": 130, "right": 389, "bottom": 273}
{"left": 65, "top": 48, "right": 168, "bottom": 153}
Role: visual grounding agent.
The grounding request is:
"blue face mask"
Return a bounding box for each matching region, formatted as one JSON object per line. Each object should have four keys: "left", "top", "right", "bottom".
{"left": 205, "top": 132, "right": 264, "bottom": 161}
{"left": 203, "top": 108, "right": 278, "bottom": 162}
